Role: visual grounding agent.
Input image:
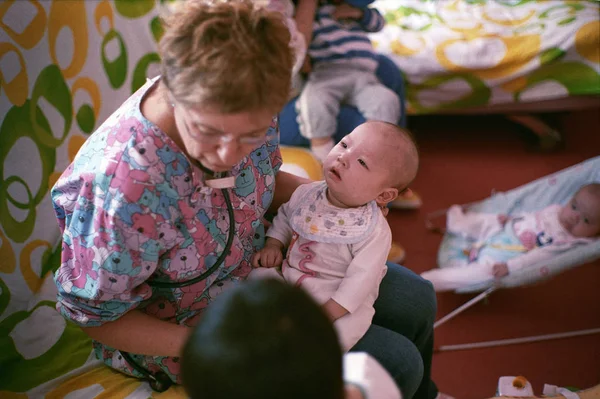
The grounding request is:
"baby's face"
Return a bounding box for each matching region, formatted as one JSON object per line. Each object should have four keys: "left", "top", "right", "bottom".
{"left": 558, "top": 188, "right": 600, "bottom": 238}
{"left": 322, "top": 125, "right": 398, "bottom": 207}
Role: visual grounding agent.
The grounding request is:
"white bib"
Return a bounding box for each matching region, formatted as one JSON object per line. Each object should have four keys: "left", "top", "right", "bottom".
{"left": 289, "top": 181, "right": 379, "bottom": 244}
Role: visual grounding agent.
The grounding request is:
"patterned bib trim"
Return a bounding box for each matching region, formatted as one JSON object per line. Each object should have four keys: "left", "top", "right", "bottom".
{"left": 289, "top": 181, "right": 379, "bottom": 244}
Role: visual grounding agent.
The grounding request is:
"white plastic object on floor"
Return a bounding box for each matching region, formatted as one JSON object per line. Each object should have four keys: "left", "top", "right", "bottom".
{"left": 344, "top": 353, "right": 402, "bottom": 399}
{"left": 543, "top": 384, "right": 581, "bottom": 399}
{"left": 497, "top": 376, "right": 534, "bottom": 396}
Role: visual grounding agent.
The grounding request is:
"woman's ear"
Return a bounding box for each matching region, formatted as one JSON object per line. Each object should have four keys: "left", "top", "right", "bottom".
{"left": 376, "top": 188, "right": 399, "bottom": 206}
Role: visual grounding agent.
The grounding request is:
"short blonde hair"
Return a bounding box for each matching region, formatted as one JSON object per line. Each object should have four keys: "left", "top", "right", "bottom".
{"left": 159, "top": 0, "right": 294, "bottom": 114}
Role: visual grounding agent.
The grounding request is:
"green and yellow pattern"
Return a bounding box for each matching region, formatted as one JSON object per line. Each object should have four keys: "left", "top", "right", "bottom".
{"left": 372, "top": 0, "right": 600, "bottom": 112}
{"left": 0, "top": 0, "right": 598, "bottom": 397}
{"left": 0, "top": 1, "right": 185, "bottom": 397}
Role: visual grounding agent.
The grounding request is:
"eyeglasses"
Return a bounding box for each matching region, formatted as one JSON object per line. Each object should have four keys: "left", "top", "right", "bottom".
{"left": 173, "top": 103, "right": 278, "bottom": 146}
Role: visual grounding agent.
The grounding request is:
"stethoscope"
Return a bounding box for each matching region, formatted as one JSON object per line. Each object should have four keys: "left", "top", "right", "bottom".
{"left": 121, "top": 165, "right": 237, "bottom": 392}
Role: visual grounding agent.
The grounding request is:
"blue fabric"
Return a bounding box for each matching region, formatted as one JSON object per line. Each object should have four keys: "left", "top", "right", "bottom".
{"left": 279, "top": 54, "right": 407, "bottom": 147}
{"left": 444, "top": 221, "right": 526, "bottom": 269}
{"left": 309, "top": 5, "right": 383, "bottom": 68}
{"left": 345, "top": 0, "right": 376, "bottom": 7}
{"left": 311, "top": 50, "right": 379, "bottom": 65}
{"left": 437, "top": 156, "right": 600, "bottom": 293}
{"left": 477, "top": 224, "right": 526, "bottom": 264}
{"left": 352, "top": 262, "right": 438, "bottom": 399}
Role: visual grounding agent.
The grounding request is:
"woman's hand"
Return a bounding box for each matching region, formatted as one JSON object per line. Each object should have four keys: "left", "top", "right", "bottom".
{"left": 333, "top": 4, "right": 364, "bottom": 20}
{"left": 300, "top": 56, "right": 312, "bottom": 75}
{"left": 80, "top": 310, "right": 191, "bottom": 358}
{"left": 294, "top": 0, "right": 319, "bottom": 51}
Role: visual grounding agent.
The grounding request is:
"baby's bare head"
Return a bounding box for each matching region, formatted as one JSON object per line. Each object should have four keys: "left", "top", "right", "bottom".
{"left": 323, "top": 121, "right": 419, "bottom": 208}
{"left": 559, "top": 183, "right": 600, "bottom": 238}
{"left": 578, "top": 183, "right": 600, "bottom": 200}
{"left": 363, "top": 121, "right": 419, "bottom": 192}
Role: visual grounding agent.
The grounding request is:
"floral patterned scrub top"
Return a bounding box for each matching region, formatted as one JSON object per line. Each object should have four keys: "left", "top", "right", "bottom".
{"left": 51, "top": 77, "right": 281, "bottom": 382}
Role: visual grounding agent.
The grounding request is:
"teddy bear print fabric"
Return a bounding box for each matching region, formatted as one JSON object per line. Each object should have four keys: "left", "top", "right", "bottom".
{"left": 51, "top": 77, "right": 281, "bottom": 381}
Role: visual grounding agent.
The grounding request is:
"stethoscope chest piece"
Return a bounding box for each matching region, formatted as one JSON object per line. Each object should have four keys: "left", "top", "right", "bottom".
{"left": 149, "top": 370, "right": 174, "bottom": 392}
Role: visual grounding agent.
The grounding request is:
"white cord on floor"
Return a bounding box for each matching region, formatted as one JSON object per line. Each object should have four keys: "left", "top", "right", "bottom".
{"left": 437, "top": 327, "right": 600, "bottom": 352}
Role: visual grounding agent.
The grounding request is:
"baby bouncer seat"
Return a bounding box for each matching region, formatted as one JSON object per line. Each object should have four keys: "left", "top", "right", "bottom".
{"left": 430, "top": 156, "right": 600, "bottom": 349}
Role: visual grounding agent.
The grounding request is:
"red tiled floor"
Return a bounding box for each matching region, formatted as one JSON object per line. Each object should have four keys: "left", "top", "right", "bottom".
{"left": 388, "top": 110, "right": 600, "bottom": 399}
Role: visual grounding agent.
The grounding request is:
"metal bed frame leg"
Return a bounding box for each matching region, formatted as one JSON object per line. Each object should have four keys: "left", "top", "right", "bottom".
{"left": 505, "top": 113, "right": 563, "bottom": 151}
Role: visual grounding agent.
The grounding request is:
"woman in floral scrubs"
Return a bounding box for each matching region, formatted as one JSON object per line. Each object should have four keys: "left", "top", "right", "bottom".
{"left": 52, "top": 0, "right": 299, "bottom": 384}
{"left": 52, "top": 1, "right": 440, "bottom": 398}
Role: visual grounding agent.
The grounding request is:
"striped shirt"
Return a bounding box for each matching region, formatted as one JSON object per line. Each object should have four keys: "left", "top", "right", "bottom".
{"left": 309, "top": 4, "right": 385, "bottom": 71}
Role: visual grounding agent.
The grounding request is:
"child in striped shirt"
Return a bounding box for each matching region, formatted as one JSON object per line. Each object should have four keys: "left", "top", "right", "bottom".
{"left": 296, "top": 0, "right": 401, "bottom": 161}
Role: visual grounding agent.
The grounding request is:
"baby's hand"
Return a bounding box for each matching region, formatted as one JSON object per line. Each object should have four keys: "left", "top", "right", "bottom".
{"left": 497, "top": 214, "right": 509, "bottom": 226}
{"left": 323, "top": 298, "right": 349, "bottom": 322}
{"left": 378, "top": 204, "right": 389, "bottom": 218}
{"left": 492, "top": 263, "right": 509, "bottom": 278}
{"left": 300, "top": 56, "right": 312, "bottom": 75}
{"left": 333, "top": 3, "right": 363, "bottom": 20}
{"left": 252, "top": 244, "right": 283, "bottom": 268}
